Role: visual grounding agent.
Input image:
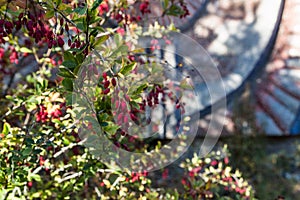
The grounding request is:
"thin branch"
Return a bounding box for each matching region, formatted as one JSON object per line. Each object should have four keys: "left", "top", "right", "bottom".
{"left": 58, "top": 171, "right": 83, "bottom": 183}
{"left": 53, "top": 138, "right": 87, "bottom": 158}
{"left": 53, "top": 8, "right": 77, "bottom": 27}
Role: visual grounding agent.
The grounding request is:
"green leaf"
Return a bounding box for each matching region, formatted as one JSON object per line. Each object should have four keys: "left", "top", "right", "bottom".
{"left": 130, "top": 101, "right": 140, "bottom": 110}
{"left": 58, "top": 3, "right": 73, "bottom": 15}
{"left": 76, "top": 22, "right": 85, "bottom": 31}
{"left": 0, "top": 189, "right": 8, "bottom": 200}
{"left": 24, "top": 138, "right": 35, "bottom": 145}
{"left": 45, "top": 10, "right": 55, "bottom": 19}
{"left": 110, "top": 45, "right": 128, "bottom": 58}
{"left": 62, "top": 60, "right": 78, "bottom": 69}
{"left": 58, "top": 67, "right": 76, "bottom": 78}
{"left": 103, "top": 122, "right": 120, "bottom": 136}
{"left": 1, "top": 122, "right": 11, "bottom": 135}
{"left": 29, "top": 174, "right": 42, "bottom": 182}
{"left": 63, "top": 138, "right": 70, "bottom": 145}
{"left": 20, "top": 47, "right": 33, "bottom": 53}
{"left": 119, "top": 62, "right": 137, "bottom": 76}
{"left": 32, "top": 149, "right": 43, "bottom": 155}
{"left": 91, "top": 0, "right": 103, "bottom": 11}
{"left": 55, "top": 0, "right": 62, "bottom": 6}
{"left": 131, "top": 83, "right": 148, "bottom": 95}
{"left": 114, "top": 34, "right": 122, "bottom": 47}
{"left": 97, "top": 113, "right": 109, "bottom": 122}
{"left": 22, "top": 147, "right": 32, "bottom": 156}
{"left": 165, "top": 4, "right": 184, "bottom": 16}
{"left": 93, "top": 35, "right": 109, "bottom": 47}
{"left": 66, "top": 93, "right": 73, "bottom": 106}
{"left": 75, "top": 54, "right": 85, "bottom": 64}
{"left": 62, "top": 78, "right": 74, "bottom": 92}
{"left": 162, "top": 0, "right": 169, "bottom": 9}
{"left": 74, "top": 4, "right": 87, "bottom": 15}
{"left": 90, "top": 29, "right": 99, "bottom": 37}
{"left": 63, "top": 51, "right": 76, "bottom": 62}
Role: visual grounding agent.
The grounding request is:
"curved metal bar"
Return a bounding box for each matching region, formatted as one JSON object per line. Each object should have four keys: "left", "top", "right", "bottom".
{"left": 194, "top": 0, "right": 286, "bottom": 121}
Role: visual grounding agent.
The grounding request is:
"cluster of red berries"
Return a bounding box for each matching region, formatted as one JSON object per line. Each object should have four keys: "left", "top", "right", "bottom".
{"left": 0, "top": 19, "right": 13, "bottom": 43}
{"left": 9, "top": 47, "right": 19, "bottom": 64}
{"left": 113, "top": 11, "right": 142, "bottom": 25}
{"left": 68, "top": 35, "right": 87, "bottom": 54}
{"left": 98, "top": 0, "right": 110, "bottom": 16}
{"left": 36, "top": 103, "right": 65, "bottom": 123}
{"left": 98, "top": 171, "right": 147, "bottom": 188}
{"left": 0, "top": 48, "right": 5, "bottom": 68}
{"left": 223, "top": 180, "right": 248, "bottom": 196}
{"left": 139, "top": 1, "right": 151, "bottom": 15}
{"left": 0, "top": 46, "right": 19, "bottom": 65}
{"left": 101, "top": 71, "right": 117, "bottom": 95}
{"left": 179, "top": 1, "right": 190, "bottom": 18}
{"left": 112, "top": 92, "right": 131, "bottom": 133}
{"left": 112, "top": 132, "right": 144, "bottom": 152}
{"left": 162, "top": 168, "right": 169, "bottom": 179}
{"left": 126, "top": 171, "right": 149, "bottom": 183}
{"left": 0, "top": 12, "right": 65, "bottom": 49}
{"left": 145, "top": 85, "right": 165, "bottom": 108}
{"left": 188, "top": 166, "right": 202, "bottom": 178}
{"left": 112, "top": 1, "right": 149, "bottom": 25}
{"left": 36, "top": 105, "right": 48, "bottom": 123}
{"left": 0, "top": 11, "right": 88, "bottom": 55}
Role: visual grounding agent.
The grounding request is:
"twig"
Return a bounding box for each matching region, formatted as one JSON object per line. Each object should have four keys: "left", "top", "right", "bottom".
{"left": 0, "top": 102, "right": 25, "bottom": 121}
{"left": 53, "top": 7, "right": 77, "bottom": 27}
{"left": 58, "top": 171, "right": 83, "bottom": 183}
{"left": 53, "top": 138, "right": 87, "bottom": 158}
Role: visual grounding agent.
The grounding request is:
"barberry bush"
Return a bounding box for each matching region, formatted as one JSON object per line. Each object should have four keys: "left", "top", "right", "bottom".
{"left": 0, "top": 0, "right": 255, "bottom": 199}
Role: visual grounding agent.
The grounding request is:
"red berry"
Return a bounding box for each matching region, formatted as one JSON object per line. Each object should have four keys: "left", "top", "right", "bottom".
{"left": 115, "top": 100, "right": 120, "bottom": 108}
{"left": 18, "top": 13, "right": 24, "bottom": 20}
{"left": 117, "top": 113, "right": 123, "bottom": 123}
{"left": 130, "top": 112, "right": 138, "bottom": 121}
{"left": 139, "top": 1, "right": 151, "bottom": 15}
{"left": 28, "top": 182, "right": 33, "bottom": 188}
{"left": 102, "top": 72, "right": 107, "bottom": 79}
{"left": 123, "top": 115, "right": 128, "bottom": 123}
{"left": 211, "top": 160, "right": 218, "bottom": 166}
{"left": 125, "top": 94, "right": 130, "bottom": 101}
{"left": 65, "top": 24, "right": 69, "bottom": 32}
{"left": 111, "top": 77, "right": 117, "bottom": 86}
{"left": 48, "top": 41, "right": 53, "bottom": 49}
{"left": 75, "top": 40, "right": 81, "bottom": 48}
{"left": 15, "top": 20, "right": 21, "bottom": 30}
{"left": 68, "top": 39, "right": 72, "bottom": 46}
{"left": 103, "top": 88, "right": 110, "bottom": 95}
{"left": 26, "top": 21, "right": 33, "bottom": 31}
{"left": 103, "top": 80, "right": 110, "bottom": 89}
{"left": 120, "top": 131, "right": 126, "bottom": 136}
{"left": 121, "top": 101, "right": 127, "bottom": 110}
{"left": 52, "top": 109, "right": 62, "bottom": 118}
{"left": 60, "top": 28, "right": 64, "bottom": 35}
{"left": 58, "top": 37, "right": 65, "bottom": 47}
